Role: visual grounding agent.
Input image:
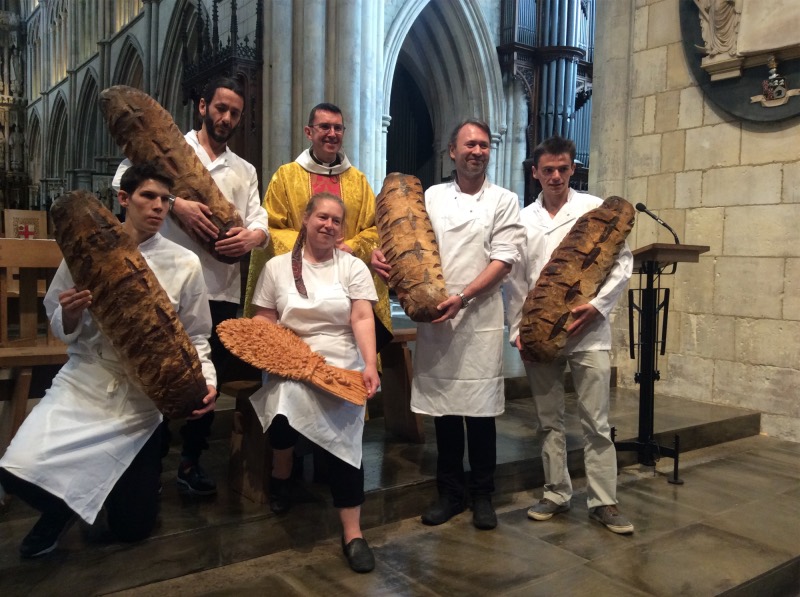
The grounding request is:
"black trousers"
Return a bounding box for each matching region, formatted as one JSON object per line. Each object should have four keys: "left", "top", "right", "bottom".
{"left": 268, "top": 414, "right": 365, "bottom": 508}
{"left": 0, "top": 426, "right": 162, "bottom": 543}
{"left": 434, "top": 415, "right": 496, "bottom": 501}
{"left": 179, "top": 299, "right": 238, "bottom": 462}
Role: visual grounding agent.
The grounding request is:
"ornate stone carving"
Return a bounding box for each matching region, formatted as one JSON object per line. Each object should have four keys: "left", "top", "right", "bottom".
{"left": 692, "top": 0, "right": 800, "bottom": 82}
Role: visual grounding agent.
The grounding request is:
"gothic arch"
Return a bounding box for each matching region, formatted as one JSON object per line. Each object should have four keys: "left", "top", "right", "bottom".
{"left": 75, "top": 72, "right": 100, "bottom": 171}
{"left": 383, "top": 0, "right": 507, "bottom": 183}
{"left": 47, "top": 94, "right": 68, "bottom": 184}
{"left": 158, "top": 0, "right": 199, "bottom": 130}
{"left": 27, "top": 113, "right": 42, "bottom": 205}
{"left": 114, "top": 35, "right": 145, "bottom": 89}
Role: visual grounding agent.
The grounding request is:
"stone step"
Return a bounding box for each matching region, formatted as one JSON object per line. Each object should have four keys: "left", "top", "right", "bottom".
{"left": 0, "top": 389, "right": 765, "bottom": 595}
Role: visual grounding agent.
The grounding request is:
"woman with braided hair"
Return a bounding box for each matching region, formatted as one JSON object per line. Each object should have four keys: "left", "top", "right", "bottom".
{"left": 249, "top": 192, "right": 379, "bottom": 573}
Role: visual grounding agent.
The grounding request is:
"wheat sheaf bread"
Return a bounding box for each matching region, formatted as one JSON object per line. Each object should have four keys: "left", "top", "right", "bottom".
{"left": 519, "top": 196, "right": 635, "bottom": 363}
{"left": 51, "top": 190, "right": 209, "bottom": 419}
{"left": 99, "top": 85, "right": 243, "bottom": 264}
{"left": 375, "top": 172, "right": 448, "bottom": 322}
{"left": 217, "top": 318, "right": 367, "bottom": 406}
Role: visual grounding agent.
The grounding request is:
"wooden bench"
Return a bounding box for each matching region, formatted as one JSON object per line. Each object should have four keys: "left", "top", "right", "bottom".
{"left": 379, "top": 328, "right": 424, "bottom": 443}
{"left": 0, "top": 239, "right": 67, "bottom": 445}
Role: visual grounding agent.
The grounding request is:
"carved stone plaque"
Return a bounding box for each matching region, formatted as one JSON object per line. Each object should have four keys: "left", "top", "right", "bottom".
{"left": 681, "top": 0, "right": 800, "bottom": 122}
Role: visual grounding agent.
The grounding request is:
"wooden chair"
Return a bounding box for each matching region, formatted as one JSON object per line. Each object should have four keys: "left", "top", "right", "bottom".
{"left": 0, "top": 238, "right": 68, "bottom": 444}
{"left": 2, "top": 209, "right": 51, "bottom": 301}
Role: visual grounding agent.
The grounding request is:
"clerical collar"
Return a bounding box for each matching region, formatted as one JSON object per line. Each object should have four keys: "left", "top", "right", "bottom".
{"left": 309, "top": 149, "right": 342, "bottom": 168}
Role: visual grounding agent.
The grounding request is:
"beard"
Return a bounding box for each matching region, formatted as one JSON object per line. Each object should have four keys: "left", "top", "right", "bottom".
{"left": 204, "top": 112, "right": 238, "bottom": 144}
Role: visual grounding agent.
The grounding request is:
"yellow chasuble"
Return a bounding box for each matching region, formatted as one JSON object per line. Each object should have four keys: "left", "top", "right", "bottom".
{"left": 244, "top": 161, "right": 392, "bottom": 342}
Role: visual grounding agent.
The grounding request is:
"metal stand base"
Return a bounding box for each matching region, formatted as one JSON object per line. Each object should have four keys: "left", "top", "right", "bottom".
{"left": 614, "top": 428, "right": 683, "bottom": 484}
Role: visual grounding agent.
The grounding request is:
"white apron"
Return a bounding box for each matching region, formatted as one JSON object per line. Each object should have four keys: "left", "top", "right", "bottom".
{"left": 0, "top": 355, "right": 162, "bottom": 523}
{"left": 250, "top": 253, "right": 366, "bottom": 468}
{"left": 411, "top": 197, "right": 505, "bottom": 417}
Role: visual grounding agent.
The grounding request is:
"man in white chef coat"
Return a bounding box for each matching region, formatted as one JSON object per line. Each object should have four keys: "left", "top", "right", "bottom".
{"left": 506, "top": 135, "right": 634, "bottom": 534}
{"left": 113, "top": 77, "right": 268, "bottom": 496}
{"left": 373, "top": 119, "right": 524, "bottom": 530}
{"left": 0, "top": 162, "right": 217, "bottom": 558}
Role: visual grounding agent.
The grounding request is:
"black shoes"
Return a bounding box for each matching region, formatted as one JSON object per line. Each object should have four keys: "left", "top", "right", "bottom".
{"left": 421, "top": 496, "right": 465, "bottom": 526}
{"left": 268, "top": 476, "right": 292, "bottom": 515}
{"left": 471, "top": 496, "right": 497, "bottom": 530}
{"left": 342, "top": 536, "right": 375, "bottom": 573}
{"left": 176, "top": 462, "right": 217, "bottom": 496}
{"left": 19, "top": 511, "right": 74, "bottom": 558}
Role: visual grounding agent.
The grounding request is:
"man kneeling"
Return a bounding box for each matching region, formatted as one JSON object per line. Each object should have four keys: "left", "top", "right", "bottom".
{"left": 0, "top": 162, "right": 216, "bottom": 557}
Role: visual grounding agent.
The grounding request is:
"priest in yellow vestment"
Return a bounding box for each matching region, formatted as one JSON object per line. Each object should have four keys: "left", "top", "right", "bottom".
{"left": 244, "top": 102, "right": 392, "bottom": 345}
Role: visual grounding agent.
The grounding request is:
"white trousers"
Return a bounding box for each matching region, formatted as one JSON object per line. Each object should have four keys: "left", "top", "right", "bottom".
{"left": 524, "top": 350, "right": 617, "bottom": 509}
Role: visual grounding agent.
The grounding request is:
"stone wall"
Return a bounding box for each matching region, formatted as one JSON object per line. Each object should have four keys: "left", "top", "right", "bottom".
{"left": 592, "top": 0, "right": 800, "bottom": 442}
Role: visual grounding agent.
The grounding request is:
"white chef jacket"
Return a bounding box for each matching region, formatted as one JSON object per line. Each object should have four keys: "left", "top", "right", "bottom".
{"left": 0, "top": 233, "right": 216, "bottom": 523}
{"left": 410, "top": 178, "right": 524, "bottom": 417}
{"left": 505, "top": 189, "right": 633, "bottom": 353}
{"left": 112, "top": 130, "right": 269, "bottom": 303}
{"left": 249, "top": 250, "right": 377, "bottom": 468}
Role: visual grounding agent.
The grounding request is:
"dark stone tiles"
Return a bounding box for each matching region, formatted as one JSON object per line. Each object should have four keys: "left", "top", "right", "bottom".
{"left": 703, "top": 492, "right": 800, "bottom": 557}
{"left": 0, "top": 391, "right": 768, "bottom": 595}
{"left": 502, "top": 564, "right": 655, "bottom": 597}
{"left": 496, "top": 485, "right": 704, "bottom": 563}
{"left": 586, "top": 523, "right": 794, "bottom": 596}
{"left": 373, "top": 522, "right": 587, "bottom": 595}
{"left": 626, "top": 455, "right": 799, "bottom": 518}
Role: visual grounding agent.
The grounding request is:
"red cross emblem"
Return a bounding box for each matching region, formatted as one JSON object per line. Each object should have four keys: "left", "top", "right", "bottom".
{"left": 17, "top": 224, "right": 36, "bottom": 239}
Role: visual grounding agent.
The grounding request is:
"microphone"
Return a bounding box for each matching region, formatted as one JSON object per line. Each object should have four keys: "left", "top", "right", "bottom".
{"left": 635, "top": 203, "right": 680, "bottom": 244}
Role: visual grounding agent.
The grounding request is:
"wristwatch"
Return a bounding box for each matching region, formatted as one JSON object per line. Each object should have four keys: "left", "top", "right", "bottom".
{"left": 457, "top": 291, "right": 472, "bottom": 309}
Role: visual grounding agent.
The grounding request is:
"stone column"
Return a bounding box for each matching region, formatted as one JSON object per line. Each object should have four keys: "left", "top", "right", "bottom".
{"left": 588, "top": 0, "right": 632, "bottom": 198}
{"left": 265, "top": 0, "right": 294, "bottom": 177}
{"left": 301, "top": 0, "right": 325, "bottom": 123}
{"left": 333, "top": 0, "right": 362, "bottom": 163}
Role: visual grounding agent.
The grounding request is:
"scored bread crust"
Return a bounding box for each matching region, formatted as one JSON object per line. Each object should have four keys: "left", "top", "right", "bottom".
{"left": 99, "top": 85, "right": 243, "bottom": 264}
{"left": 51, "top": 190, "right": 209, "bottom": 419}
{"left": 217, "top": 318, "right": 368, "bottom": 406}
{"left": 375, "top": 173, "right": 448, "bottom": 322}
{"left": 519, "top": 196, "right": 635, "bottom": 362}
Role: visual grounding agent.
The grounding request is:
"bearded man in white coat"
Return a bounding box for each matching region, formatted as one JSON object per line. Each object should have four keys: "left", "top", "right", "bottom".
{"left": 506, "top": 135, "right": 634, "bottom": 534}
{"left": 373, "top": 119, "right": 524, "bottom": 530}
{"left": 0, "top": 162, "right": 217, "bottom": 558}
{"left": 113, "top": 77, "right": 268, "bottom": 496}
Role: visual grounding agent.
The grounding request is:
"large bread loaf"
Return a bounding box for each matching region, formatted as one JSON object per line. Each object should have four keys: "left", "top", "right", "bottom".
{"left": 519, "top": 196, "right": 635, "bottom": 362}
{"left": 99, "top": 85, "right": 243, "bottom": 264}
{"left": 375, "top": 173, "right": 448, "bottom": 322}
{"left": 51, "top": 190, "right": 209, "bottom": 419}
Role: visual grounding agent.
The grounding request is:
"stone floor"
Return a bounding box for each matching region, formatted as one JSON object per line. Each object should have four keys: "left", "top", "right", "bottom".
{"left": 109, "top": 435, "right": 800, "bottom": 597}
{"left": 3, "top": 378, "right": 797, "bottom": 596}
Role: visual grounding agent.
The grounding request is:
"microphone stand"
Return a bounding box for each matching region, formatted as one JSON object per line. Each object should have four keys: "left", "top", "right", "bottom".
{"left": 635, "top": 203, "right": 679, "bottom": 275}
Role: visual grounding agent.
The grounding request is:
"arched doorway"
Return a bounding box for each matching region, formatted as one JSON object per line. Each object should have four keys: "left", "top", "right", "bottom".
{"left": 385, "top": 61, "right": 435, "bottom": 189}
{"left": 383, "top": 0, "right": 507, "bottom": 189}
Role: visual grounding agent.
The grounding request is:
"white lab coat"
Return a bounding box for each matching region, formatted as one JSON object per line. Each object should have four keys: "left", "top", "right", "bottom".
{"left": 112, "top": 130, "right": 269, "bottom": 303}
{"left": 249, "top": 250, "right": 377, "bottom": 468}
{"left": 0, "top": 234, "right": 215, "bottom": 523}
{"left": 505, "top": 189, "right": 633, "bottom": 352}
{"left": 411, "top": 179, "right": 523, "bottom": 417}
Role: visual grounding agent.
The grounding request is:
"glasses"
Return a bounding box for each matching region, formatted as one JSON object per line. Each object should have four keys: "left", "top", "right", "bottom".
{"left": 309, "top": 123, "right": 346, "bottom": 134}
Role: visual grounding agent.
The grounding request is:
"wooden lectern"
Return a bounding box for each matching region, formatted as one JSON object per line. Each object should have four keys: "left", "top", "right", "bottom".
{"left": 616, "top": 243, "right": 709, "bottom": 481}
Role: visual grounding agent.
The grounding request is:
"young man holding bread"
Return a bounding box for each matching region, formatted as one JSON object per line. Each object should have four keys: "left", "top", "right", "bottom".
{"left": 0, "top": 162, "right": 216, "bottom": 558}
{"left": 505, "top": 135, "right": 635, "bottom": 534}
{"left": 113, "top": 77, "right": 269, "bottom": 496}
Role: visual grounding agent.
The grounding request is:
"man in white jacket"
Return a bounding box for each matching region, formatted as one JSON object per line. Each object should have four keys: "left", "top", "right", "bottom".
{"left": 0, "top": 162, "right": 216, "bottom": 557}
{"left": 506, "top": 136, "right": 635, "bottom": 534}
{"left": 113, "top": 77, "right": 268, "bottom": 495}
{"left": 373, "top": 119, "right": 523, "bottom": 530}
